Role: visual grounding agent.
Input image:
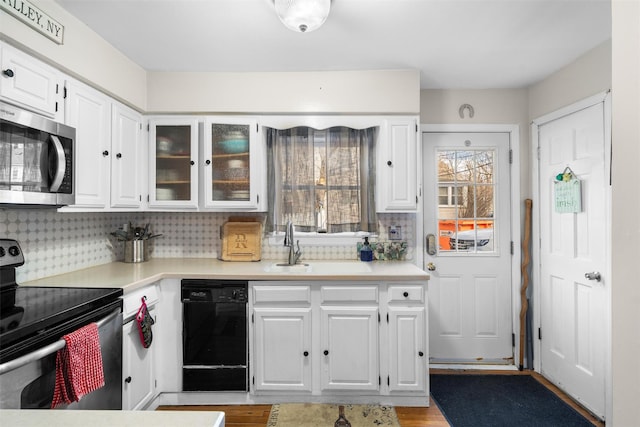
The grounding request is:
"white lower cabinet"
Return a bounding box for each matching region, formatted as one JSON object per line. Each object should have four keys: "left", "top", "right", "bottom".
{"left": 250, "top": 281, "right": 428, "bottom": 402}
{"left": 386, "top": 284, "right": 427, "bottom": 393}
{"left": 122, "top": 284, "right": 159, "bottom": 410}
{"left": 122, "top": 305, "right": 156, "bottom": 410}
{"left": 320, "top": 306, "right": 379, "bottom": 391}
{"left": 253, "top": 307, "right": 312, "bottom": 391}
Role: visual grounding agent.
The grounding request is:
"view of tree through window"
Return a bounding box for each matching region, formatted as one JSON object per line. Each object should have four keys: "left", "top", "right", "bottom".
{"left": 266, "top": 126, "right": 377, "bottom": 234}
{"left": 438, "top": 149, "right": 496, "bottom": 252}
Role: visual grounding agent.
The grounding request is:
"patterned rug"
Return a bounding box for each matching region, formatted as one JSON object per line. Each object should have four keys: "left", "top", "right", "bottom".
{"left": 267, "top": 403, "right": 400, "bottom": 427}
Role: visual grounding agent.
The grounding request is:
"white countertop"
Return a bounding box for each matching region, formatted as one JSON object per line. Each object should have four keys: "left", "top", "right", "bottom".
{"left": 23, "top": 258, "right": 429, "bottom": 293}
{"left": 0, "top": 409, "right": 224, "bottom": 427}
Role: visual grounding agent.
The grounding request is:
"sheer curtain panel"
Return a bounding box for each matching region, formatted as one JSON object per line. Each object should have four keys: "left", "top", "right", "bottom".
{"left": 266, "top": 126, "right": 377, "bottom": 234}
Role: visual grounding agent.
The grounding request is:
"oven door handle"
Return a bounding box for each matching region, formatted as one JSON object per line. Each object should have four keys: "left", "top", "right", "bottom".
{"left": 0, "top": 308, "right": 121, "bottom": 375}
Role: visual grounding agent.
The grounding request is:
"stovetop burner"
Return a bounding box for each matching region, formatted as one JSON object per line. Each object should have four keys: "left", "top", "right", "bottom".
{"left": 0, "top": 239, "right": 123, "bottom": 363}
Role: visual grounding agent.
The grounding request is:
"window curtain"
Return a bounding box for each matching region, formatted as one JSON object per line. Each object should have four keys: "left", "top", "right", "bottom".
{"left": 266, "top": 126, "right": 377, "bottom": 234}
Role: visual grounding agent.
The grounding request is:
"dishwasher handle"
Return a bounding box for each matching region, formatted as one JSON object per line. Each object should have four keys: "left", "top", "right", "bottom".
{"left": 0, "top": 308, "right": 121, "bottom": 375}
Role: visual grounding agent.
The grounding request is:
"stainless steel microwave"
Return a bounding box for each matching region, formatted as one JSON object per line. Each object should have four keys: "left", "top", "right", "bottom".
{"left": 0, "top": 102, "right": 75, "bottom": 207}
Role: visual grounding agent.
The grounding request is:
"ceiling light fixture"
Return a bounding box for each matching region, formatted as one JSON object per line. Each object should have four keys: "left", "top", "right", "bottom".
{"left": 274, "top": 0, "right": 331, "bottom": 33}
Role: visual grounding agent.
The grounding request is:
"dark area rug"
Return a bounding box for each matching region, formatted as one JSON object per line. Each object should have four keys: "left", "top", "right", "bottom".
{"left": 430, "top": 374, "right": 594, "bottom": 427}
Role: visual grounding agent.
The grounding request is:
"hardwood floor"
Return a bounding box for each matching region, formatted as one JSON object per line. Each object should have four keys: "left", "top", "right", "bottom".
{"left": 157, "top": 403, "right": 449, "bottom": 427}
{"left": 157, "top": 370, "right": 603, "bottom": 427}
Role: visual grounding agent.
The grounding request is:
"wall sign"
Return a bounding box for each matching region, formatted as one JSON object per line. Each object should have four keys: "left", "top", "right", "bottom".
{"left": 554, "top": 167, "right": 582, "bottom": 213}
{"left": 1, "top": 0, "right": 64, "bottom": 44}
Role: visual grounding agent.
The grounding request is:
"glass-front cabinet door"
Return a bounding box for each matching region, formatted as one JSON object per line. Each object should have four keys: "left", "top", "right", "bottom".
{"left": 202, "top": 117, "right": 264, "bottom": 210}
{"left": 148, "top": 117, "right": 199, "bottom": 209}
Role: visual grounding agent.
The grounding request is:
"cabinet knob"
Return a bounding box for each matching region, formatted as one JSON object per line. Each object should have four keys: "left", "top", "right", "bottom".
{"left": 116, "top": 153, "right": 122, "bottom": 159}
{"left": 205, "top": 159, "right": 211, "bottom": 165}
{"left": 403, "top": 291, "right": 409, "bottom": 297}
{"left": 2, "top": 69, "right": 14, "bottom": 78}
{"left": 387, "top": 160, "right": 392, "bottom": 166}
{"left": 124, "top": 376, "right": 132, "bottom": 384}
{"left": 303, "top": 351, "right": 309, "bottom": 357}
{"left": 418, "top": 351, "right": 424, "bottom": 357}
{"left": 102, "top": 150, "right": 109, "bottom": 157}
{"left": 323, "top": 350, "right": 329, "bottom": 356}
{"left": 190, "top": 160, "right": 195, "bottom": 166}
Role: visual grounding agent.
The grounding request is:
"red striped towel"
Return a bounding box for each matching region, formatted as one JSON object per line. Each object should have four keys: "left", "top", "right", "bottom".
{"left": 51, "top": 322, "right": 105, "bottom": 408}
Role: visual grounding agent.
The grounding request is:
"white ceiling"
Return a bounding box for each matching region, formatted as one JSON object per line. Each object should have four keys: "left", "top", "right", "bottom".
{"left": 54, "top": 0, "right": 611, "bottom": 89}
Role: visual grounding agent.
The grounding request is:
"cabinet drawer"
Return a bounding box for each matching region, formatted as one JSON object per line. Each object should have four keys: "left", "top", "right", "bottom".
{"left": 253, "top": 285, "right": 311, "bottom": 304}
{"left": 123, "top": 284, "right": 160, "bottom": 320}
{"left": 320, "top": 285, "right": 379, "bottom": 304}
{"left": 387, "top": 285, "right": 424, "bottom": 303}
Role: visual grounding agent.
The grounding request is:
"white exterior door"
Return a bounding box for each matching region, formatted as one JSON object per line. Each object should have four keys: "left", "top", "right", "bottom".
{"left": 423, "top": 131, "right": 513, "bottom": 363}
{"left": 535, "top": 95, "right": 609, "bottom": 419}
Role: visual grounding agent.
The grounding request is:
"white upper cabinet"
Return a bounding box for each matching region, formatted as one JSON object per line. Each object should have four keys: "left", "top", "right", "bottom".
{"left": 64, "top": 79, "right": 144, "bottom": 211}
{"left": 148, "top": 117, "right": 200, "bottom": 209}
{"left": 0, "top": 42, "right": 63, "bottom": 121}
{"left": 201, "top": 117, "right": 265, "bottom": 211}
{"left": 65, "top": 80, "right": 111, "bottom": 208}
{"left": 377, "top": 118, "right": 419, "bottom": 212}
{"left": 111, "top": 103, "right": 144, "bottom": 208}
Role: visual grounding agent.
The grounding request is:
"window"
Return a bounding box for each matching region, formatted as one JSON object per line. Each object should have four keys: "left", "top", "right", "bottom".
{"left": 438, "top": 184, "right": 464, "bottom": 206}
{"left": 437, "top": 149, "right": 496, "bottom": 253}
{"left": 266, "top": 126, "right": 377, "bottom": 234}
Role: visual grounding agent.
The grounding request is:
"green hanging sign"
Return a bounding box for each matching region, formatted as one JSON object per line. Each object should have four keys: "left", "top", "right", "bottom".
{"left": 554, "top": 167, "right": 582, "bottom": 213}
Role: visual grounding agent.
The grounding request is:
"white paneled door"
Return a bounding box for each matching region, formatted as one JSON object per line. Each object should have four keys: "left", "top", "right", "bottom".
{"left": 535, "top": 95, "right": 609, "bottom": 420}
{"left": 423, "top": 132, "right": 513, "bottom": 363}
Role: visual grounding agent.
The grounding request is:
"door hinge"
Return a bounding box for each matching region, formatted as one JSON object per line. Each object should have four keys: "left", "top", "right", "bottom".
{"left": 387, "top": 376, "right": 390, "bottom": 386}
{"left": 378, "top": 312, "right": 381, "bottom": 323}
{"left": 512, "top": 333, "right": 515, "bottom": 347}
{"left": 509, "top": 149, "right": 513, "bottom": 164}
{"left": 64, "top": 86, "right": 67, "bottom": 99}
{"left": 416, "top": 195, "right": 419, "bottom": 204}
{"left": 256, "top": 123, "right": 258, "bottom": 132}
{"left": 257, "top": 194, "right": 259, "bottom": 204}
{"left": 147, "top": 124, "right": 150, "bottom": 132}
{"left": 378, "top": 376, "right": 381, "bottom": 386}
{"left": 252, "top": 376, "right": 255, "bottom": 385}
{"left": 251, "top": 313, "right": 254, "bottom": 323}
{"left": 139, "top": 195, "right": 142, "bottom": 202}
{"left": 415, "top": 124, "right": 418, "bottom": 132}
{"left": 55, "top": 101, "right": 58, "bottom": 112}
{"left": 510, "top": 241, "right": 514, "bottom": 255}
{"left": 386, "top": 313, "right": 389, "bottom": 323}
{"left": 537, "top": 146, "right": 541, "bottom": 160}
{"left": 56, "top": 83, "right": 59, "bottom": 94}
{"left": 538, "top": 328, "right": 542, "bottom": 340}
{"left": 154, "top": 379, "right": 157, "bottom": 388}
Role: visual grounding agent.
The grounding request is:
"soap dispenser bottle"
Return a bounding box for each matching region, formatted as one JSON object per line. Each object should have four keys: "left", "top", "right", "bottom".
{"left": 360, "top": 237, "right": 373, "bottom": 262}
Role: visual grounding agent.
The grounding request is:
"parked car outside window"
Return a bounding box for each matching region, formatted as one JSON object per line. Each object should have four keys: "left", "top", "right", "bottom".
{"left": 449, "top": 228, "right": 494, "bottom": 251}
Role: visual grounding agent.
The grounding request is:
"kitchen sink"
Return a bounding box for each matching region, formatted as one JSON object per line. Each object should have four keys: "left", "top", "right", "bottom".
{"left": 264, "top": 263, "right": 311, "bottom": 273}
{"left": 264, "top": 261, "right": 372, "bottom": 274}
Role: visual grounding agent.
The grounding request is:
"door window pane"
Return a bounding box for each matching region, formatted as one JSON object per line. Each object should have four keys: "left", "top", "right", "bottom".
{"left": 437, "top": 149, "right": 496, "bottom": 253}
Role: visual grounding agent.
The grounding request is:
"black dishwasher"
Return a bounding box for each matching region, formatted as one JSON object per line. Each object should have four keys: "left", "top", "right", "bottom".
{"left": 181, "top": 279, "right": 248, "bottom": 391}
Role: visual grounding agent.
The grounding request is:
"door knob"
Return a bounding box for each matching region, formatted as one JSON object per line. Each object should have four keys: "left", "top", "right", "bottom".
{"left": 427, "top": 262, "right": 436, "bottom": 271}
{"left": 585, "top": 271, "right": 601, "bottom": 282}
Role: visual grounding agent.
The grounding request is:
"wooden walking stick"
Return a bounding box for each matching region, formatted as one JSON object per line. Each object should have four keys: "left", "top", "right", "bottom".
{"left": 519, "top": 199, "right": 533, "bottom": 370}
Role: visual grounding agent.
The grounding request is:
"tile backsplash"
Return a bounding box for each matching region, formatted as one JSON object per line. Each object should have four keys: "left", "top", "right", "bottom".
{"left": 0, "top": 209, "right": 416, "bottom": 283}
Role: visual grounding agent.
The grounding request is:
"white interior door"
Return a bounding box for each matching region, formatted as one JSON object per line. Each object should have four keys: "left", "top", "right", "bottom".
{"left": 423, "top": 132, "right": 513, "bottom": 363}
{"left": 536, "top": 96, "right": 609, "bottom": 419}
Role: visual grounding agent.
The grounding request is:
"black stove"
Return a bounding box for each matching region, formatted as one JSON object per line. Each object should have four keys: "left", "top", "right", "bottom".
{"left": 0, "top": 239, "right": 122, "bottom": 363}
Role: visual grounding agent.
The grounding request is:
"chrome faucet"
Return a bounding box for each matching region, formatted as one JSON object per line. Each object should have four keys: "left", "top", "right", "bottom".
{"left": 284, "top": 220, "right": 302, "bottom": 265}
